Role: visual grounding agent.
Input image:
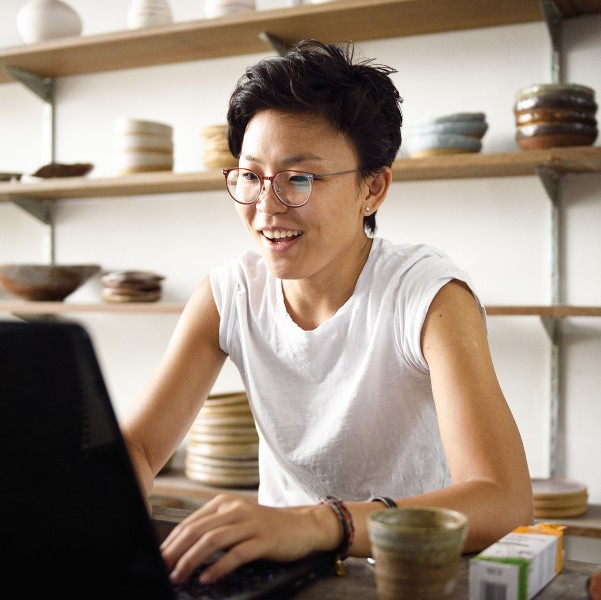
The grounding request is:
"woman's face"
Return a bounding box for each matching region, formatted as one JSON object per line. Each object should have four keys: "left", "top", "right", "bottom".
{"left": 235, "top": 109, "right": 370, "bottom": 284}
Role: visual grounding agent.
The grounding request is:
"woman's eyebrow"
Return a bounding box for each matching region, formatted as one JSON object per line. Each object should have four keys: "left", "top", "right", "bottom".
{"left": 240, "top": 153, "right": 325, "bottom": 166}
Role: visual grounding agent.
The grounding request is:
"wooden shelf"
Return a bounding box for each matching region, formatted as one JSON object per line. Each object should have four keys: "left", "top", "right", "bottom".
{"left": 0, "top": 300, "right": 185, "bottom": 314}
{"left": 1, "top": 301, "right": 600, "bottom": 318}
{"left": 1, "top": 0, "right": 600, "bottom": 85}
{"left": 392, "top": 146, "right": 601, "bottom": 181}
{"left": 486, "top": 306, "right": 601, "bottom": 318}
{"left": 1, "top": 147, "right": 600, "bottom": 203}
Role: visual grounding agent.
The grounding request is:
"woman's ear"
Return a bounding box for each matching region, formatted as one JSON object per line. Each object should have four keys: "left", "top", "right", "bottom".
{"left": 361, "top": 167, "right": 392, "bottom": 214}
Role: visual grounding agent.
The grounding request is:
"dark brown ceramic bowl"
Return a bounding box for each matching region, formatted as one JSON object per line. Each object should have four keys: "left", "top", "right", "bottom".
{"left": 516, "top": 131, "right": 598, "bottom": 150}
{"left": 0, "top": 264, "right": 101, "bottom": 301}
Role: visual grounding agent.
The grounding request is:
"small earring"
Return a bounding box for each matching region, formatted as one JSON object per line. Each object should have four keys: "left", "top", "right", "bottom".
{"left": 365, "top": 206, "right": 371, "bottom": 212}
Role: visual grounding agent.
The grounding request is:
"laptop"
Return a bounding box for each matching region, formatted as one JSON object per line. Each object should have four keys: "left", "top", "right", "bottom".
{"left": 0, "top": 319, "right": 336, "bottom": 599}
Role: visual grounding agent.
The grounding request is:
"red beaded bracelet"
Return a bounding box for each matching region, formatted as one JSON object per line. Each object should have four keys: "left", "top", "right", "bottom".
{"left": 320, "top": 496, "right": 355, "bottom": 576}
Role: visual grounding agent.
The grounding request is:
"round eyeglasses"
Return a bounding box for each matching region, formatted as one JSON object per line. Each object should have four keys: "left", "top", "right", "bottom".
{"left": 222, "top": 167, "right": 362, "bottom": 208}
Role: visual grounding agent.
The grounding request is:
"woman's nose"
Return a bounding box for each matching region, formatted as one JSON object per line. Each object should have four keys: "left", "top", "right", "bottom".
{"left": 256, "top": 178, "right": 287, "bottom": 213}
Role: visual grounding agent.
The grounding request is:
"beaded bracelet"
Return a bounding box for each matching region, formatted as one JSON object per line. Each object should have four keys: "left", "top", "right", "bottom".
{"left": 370, "top": 496, "right": 398, "bottom": 509}
{"left": 320, "top": 496, "right": 355, "bottom": 576}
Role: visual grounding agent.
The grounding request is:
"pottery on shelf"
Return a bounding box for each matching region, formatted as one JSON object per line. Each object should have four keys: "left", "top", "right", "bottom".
{"left": 127, "top": 0, "right": 173, "bottom": 29}
{"left": 16, "top": 0, "right": 82, "bottom": 44}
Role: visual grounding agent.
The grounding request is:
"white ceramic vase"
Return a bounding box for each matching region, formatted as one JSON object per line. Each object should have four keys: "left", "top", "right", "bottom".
{"left": 127, "top": 0, "right": 173, "bottom": 29}
{"left": 16, "top": 0, "right": 82, "bottom": 44}
{"left": 204, "top": 0, "right": 256, "bottom": 19}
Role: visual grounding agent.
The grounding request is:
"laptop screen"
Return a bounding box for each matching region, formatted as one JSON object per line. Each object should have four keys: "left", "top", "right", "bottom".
{"left": 0, "top": 320, "right": 178, "bottom": 597}
{"left": 0, "top": 320, "right": 336, "bottom": 599}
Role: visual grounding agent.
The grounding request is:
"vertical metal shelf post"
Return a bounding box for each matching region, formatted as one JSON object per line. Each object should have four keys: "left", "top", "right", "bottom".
{"left": 538, "top": 0, "right": 565, "bottom": 479}
{"left": 6, "top": 67, "right": 56, "bottom": 264}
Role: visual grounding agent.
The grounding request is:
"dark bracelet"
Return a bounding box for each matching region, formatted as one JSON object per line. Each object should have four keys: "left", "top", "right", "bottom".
{"left": 370, "top": 496, "right": 397, "bottom": 509}
{"left": 320, "top": 496, "right": 355, "bottom": 575}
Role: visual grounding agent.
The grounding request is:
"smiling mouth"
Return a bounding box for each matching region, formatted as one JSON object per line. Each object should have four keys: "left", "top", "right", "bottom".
{"left": 261, "top": 229, "right": 302, "bottom": 241}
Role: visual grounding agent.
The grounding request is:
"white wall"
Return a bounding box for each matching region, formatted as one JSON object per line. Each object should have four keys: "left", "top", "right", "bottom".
{"left": 1, "top": 1, "right": 600, "bottom": 502}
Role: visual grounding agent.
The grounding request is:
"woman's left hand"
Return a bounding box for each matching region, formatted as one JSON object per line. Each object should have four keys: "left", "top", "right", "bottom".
{"left": 160, "top": 493, "right": 336, "bottom": 585}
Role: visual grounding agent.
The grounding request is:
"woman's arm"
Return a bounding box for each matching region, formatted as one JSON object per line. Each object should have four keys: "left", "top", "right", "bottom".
{"left": 332, "top": 279, "right": 533, "bottom": 557}
{"left": 121, "top": 275, "right": 227, "bottom": 498}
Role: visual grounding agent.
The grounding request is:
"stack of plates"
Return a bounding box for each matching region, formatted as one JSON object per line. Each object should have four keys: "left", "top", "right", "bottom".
{"left": 405, "top": 112, "right": 488, "bottom": 158}
{"left": 186, "top": 392, "right": 259, "bottom": 488}
{"left": 100, "top": 270, "right": 165, "bottom": 303}
{"left": 113, "top": 118, "right": 174, "bottom": 174}
{"left": 205, "top": 0, "right": 255, "bottom": 18}
{"left": 200, "top": 124, "right": 237, "bottom": 169}
{"left": 514, "top": 83, "right": 598, "bottom": 150}
{"left": 532, "top": 477, "right": 588, "bottom": 518}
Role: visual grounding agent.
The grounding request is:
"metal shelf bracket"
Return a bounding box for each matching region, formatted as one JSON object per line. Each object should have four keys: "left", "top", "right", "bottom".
{"left": 258, "top": 32, "right": 288, "bottom": 57}
{"left": 7, "top": 66, "right": 56, "bottom": 163}
{"left": 540, "top": 0, "right": 563, "bottom": 83}
{"left": 8, "top": 195, "right": 52, "bottom": 224}
{"left": 7, "top": 195, "right": 55, "bottom": 264}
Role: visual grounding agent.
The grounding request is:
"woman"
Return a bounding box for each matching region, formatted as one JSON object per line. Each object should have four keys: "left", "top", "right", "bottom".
{"left": 121, "top": 39, "right": 533, "bottom": 585}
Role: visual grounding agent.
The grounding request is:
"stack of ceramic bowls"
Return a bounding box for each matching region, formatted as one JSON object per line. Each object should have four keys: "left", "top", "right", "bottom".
{"left": 200, "top": 124, "right": 238, "bottom": 170}
{"left": 514, "top": 84, "right": 598, "bottom": 150}
{"left": 405, "top": 112, "right": 488, "bottom": 158}
{"left": 186, "top": 392, "right": 259, "bottom": 488}
{"left": 100, "top": 270, "right": 165, "bottom": 303}
{"left": 113, "top": 118, "right": 174, "bottom": 174}
{"left": 531, "top": 477, "right": 588, "bottom": 519}
{"left": 204, "top": 0, "right": 255, "bottom": 18}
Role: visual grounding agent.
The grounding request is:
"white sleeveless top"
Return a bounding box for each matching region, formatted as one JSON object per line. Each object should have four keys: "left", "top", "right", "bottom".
{"left": 210, "top": 238, "right": 484, "bottom": 506}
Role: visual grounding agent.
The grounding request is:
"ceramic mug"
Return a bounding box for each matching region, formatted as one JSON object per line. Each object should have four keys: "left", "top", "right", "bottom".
{"left": 367, "top": 507, "right": 468, "bottom": 600}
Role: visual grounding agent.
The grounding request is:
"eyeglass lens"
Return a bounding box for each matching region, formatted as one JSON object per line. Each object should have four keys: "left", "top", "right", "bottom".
{"left": 225, "top": 169, "right": 312, "bottom": 206}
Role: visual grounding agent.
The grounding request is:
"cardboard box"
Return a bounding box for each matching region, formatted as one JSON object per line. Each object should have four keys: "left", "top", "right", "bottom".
{"left": 469, "top": 523, "right": 565, "bottom": 600}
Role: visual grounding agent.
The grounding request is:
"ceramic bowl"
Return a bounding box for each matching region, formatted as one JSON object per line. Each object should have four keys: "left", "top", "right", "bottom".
{"left": 516, "top": 122, "right": 598, "bottom": 150}
{"left": 515, "top": 83, "right": 595, "bottom": 102}
{"left": 113, "top": 150, "right": 174, "bottom": 174}
{"left": 515, "top": 94, "right": 597, "bottom": 113}
{"left": 410, "top": 112, "right": 486, "bottom": 125}
{"left": 407, "top": 120, "right": 488, "bottom": 139}
{"left": 515, "top": 107, "right": 597, "bottom": 126}
{"left": 0, "top": 264, "right": 101, "bottom": 301}
{"left": 113, "top": 133, "right": 174, "bottom": 152}
{"left": 113, "top": 118, "right": 173, "bottom": 137}
{"left": 405, "top": 132, "right": 482, "bottom": 158}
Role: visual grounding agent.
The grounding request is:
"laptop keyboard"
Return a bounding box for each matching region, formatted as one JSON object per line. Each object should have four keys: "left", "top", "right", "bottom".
{"left": 172, "top": 559, "right": 286, "bottom": 600}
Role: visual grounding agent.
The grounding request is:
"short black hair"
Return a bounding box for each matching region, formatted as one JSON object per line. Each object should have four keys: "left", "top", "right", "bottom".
{"left": 226, "top": 39, "right": 403, "bottom": 235}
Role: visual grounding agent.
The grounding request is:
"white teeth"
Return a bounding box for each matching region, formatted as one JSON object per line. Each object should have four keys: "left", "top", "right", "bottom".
{"left": 262, "top": 230, "right": 300, "bottom": 240}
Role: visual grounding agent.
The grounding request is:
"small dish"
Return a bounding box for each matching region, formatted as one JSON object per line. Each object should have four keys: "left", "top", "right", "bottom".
{"left": 32, "top": 162, "right": 94, "bottom": 178}
{"left": 0, "top": 172, "right": 23, "bottom": 182}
